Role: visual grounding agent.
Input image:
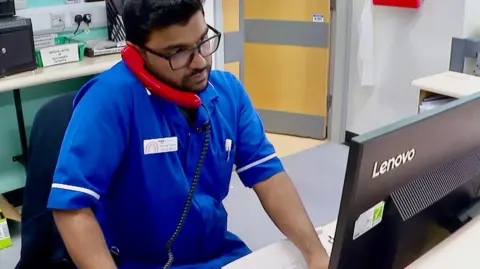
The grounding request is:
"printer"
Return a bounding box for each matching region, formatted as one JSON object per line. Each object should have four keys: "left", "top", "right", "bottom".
{"left": 0, "top": 16, "right": 36, "bottom": 77}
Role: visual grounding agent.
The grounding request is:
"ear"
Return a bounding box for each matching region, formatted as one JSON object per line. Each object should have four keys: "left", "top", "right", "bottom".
{"left": 127, "top": 41, "right": 140, "bottom": 51}
{"left": 127, "top": 41, "right": 147, "bottom": 58}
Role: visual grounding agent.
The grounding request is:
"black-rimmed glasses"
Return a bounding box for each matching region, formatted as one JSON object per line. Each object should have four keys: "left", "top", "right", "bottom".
{"left": 143, "top": 24, "right": 221, "bottom": 70}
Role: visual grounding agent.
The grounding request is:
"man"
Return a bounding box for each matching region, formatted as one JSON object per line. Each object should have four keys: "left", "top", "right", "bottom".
{"left": 47, "top": 0, "right": 329, "bottom": 268}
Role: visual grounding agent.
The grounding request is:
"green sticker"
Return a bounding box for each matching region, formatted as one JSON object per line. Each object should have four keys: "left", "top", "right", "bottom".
{"left": 373, "top": 202, "right": 385, "bottom": 224}
{"left": 353, "top": 201, "right": 386, "bottom": 240}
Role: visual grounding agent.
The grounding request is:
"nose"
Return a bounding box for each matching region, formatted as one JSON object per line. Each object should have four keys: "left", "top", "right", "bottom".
{"left": 189, "top": 51, "right": 207, "bottom": 69}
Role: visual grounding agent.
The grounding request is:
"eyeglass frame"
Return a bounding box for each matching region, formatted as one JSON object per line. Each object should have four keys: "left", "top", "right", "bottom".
{"left": 142, "top": 24, "right": 222, "bottom": 71}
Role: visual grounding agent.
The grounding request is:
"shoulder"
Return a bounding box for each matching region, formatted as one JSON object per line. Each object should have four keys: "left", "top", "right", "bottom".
{"left": 73, "top": 61, "right": 144, "bottom": 110}
{"left": 209, "top": 70, "right": 247, "bottom": 102}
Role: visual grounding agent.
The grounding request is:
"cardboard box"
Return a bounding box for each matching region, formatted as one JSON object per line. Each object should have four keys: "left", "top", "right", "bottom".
{"left": 0, "top": 194, "right": 21, "bottom": 222}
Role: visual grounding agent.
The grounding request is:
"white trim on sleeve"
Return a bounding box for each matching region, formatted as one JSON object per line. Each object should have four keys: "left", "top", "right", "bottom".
{"left": 236, "top": 153, "right": 277, "bottom": 173}
{"left": 51, "top": 183, "right": 100, "bottom": 200}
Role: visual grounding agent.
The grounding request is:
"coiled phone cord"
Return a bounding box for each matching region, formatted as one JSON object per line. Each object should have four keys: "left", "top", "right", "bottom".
{"left": 163, "top": 111, "right": 211, "bottom": 269}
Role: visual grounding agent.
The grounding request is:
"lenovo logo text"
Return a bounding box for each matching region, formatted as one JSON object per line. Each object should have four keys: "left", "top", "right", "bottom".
{"left": 372, "top": 148, "right": 416, "bottom": 179}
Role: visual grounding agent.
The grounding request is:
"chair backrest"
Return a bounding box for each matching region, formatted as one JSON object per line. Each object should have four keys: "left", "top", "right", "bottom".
{"left": 16, "top": 92, "right": 76, "bottom": 269}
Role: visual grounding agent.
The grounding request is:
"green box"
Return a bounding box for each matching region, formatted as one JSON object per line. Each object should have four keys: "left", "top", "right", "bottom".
{"left": 0, "top": 210, "right": 12, "bottom": 250}
{"left": 35, "top": 36, "right": 86, "bottom": 67}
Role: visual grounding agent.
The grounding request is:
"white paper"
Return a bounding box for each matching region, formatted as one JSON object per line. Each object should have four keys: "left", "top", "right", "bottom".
{"left": 34, "top": 34, "right": 58, "bottom": 49}
{"left": 357, "top": 0, "right": 375, "bottom": 87}
{"left": 223, "top": 222, "right": 336, "bottom": 269}
{"left": 318, "top": 220, "right": 337, "bottom": 257}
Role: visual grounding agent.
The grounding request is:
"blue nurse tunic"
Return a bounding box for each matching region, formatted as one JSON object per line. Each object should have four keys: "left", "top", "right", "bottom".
{"left": 47, "top": 62, "right": 285, "bottom": 268}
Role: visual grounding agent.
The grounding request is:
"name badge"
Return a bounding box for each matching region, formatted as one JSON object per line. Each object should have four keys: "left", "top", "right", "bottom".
{"left": 144, "top": 137, "right": 178, "bottom": 155}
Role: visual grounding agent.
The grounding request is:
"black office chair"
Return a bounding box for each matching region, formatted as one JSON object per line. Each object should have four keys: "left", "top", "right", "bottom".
{"left": 15, "top": 92, "right": 77, "bottom": 269}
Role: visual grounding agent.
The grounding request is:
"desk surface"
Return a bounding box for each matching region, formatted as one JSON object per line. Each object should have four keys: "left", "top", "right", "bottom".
{"left": 412, "top": 71, "right": 480, "bottom": 98}
{"left": 0, "top": 54, "right": 121, "bottom": 92}
{"left": 406, "top": 217, "right": 480, "bottom": 269}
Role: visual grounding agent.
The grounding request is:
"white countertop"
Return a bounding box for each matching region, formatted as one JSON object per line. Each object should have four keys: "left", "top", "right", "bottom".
{"left": 412, "top": 71, "right": 480, "bottom": 98}
{"left": 406, "top": 216, "right": 480, "bottom": 269}
{"left": 0, "top": 54, "right": 121, "bottom": 92}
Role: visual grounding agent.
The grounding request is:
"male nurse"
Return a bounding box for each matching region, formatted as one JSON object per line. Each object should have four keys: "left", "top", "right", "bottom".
{"left": 47, "top": 0, "right": 329, "bottom": 268}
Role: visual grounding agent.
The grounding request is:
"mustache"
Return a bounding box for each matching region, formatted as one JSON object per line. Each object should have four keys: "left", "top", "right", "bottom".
{"left": 189, "top": 65, "right": 211, "bottom": 77}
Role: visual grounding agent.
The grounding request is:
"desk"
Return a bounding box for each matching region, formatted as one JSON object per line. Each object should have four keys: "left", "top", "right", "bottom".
{"left": 412, "top": 71, "right": 480, "bottom": 113}
{"left": 406, "top": 217, "right": 480, "bottom": 269}
{"left": 0, "top": 54, "right": 121, "bottom": 164}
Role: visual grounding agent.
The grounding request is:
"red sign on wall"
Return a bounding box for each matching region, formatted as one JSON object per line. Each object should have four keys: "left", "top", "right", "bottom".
{"left": 373, "top": 0, "right": 421, "bottom": 8}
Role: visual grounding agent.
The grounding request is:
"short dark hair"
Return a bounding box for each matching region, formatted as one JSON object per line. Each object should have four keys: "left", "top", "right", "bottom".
{"left": 123, "top": 0, "right": 205, "bottom": 46}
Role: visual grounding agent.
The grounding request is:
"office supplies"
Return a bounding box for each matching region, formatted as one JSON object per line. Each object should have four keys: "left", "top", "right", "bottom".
{"left": 0, "top": 16, "right": 36, "bottom": 77}
{"left": 0, "top": 0, "right": 15, "bottom": 17}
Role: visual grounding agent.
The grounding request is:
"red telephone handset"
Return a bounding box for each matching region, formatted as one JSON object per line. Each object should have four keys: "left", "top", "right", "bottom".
{"left": 121, "top": 45, "right": 202, "bottom": 109}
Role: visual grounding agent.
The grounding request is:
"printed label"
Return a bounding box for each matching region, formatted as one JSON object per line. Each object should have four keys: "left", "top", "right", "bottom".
{"left": 312, "top": 14, "right": 324, "bottom": 22}
{"left": 144, "top": 137, "right": 178, "bottom": 155}
{"left": 0, "top": 220, "right": 10, "bottom": 240}
{"left": 353, "top": 201, "right": 385, "bottom": 240}
{"left": 40, "top": 43, "right": 79, "bottom": 67}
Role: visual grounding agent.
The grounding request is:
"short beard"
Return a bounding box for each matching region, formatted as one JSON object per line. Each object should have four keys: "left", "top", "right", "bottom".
{"left": 180, "top": 64, "right": 212, "bottom": 93}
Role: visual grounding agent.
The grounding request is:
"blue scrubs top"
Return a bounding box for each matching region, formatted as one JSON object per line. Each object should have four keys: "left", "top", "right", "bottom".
{"left": 47, "top": 62, "right": 284, "bottom": 269}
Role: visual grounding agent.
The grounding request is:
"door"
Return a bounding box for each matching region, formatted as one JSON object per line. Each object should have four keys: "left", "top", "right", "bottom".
{"left": 222, "top": 0, "right": 331, "bottom": 139}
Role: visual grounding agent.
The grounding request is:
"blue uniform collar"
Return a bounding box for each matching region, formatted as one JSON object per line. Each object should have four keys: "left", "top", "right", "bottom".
{"left": 198, "top": 81, "right": 219, "bottom": 108}
{"left": 152, "top": 81, "right": 219, "bottom": 130}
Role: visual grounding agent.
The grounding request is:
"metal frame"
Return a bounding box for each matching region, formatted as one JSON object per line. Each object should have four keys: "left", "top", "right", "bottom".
{"left": 12, "top": 89, "right": 28, "bottom": 166}
{"left": 213, "top": 0, "right": 225, "bottom": 71}
{"left": 449, "top": 37, "right": 480, "bottom": 74}
{"left": 327, "top": 0, "right": 353, "bottom": 144}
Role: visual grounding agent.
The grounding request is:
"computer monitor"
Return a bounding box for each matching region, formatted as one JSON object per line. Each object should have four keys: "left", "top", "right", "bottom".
{"left": 330, "top": 92, "right": 480, "bottom": 269}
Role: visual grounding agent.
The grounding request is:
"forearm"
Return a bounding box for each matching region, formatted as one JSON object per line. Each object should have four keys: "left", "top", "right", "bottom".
{"left": 53, "top": 208, "right": 116, "bottom": 269}
{"left": 254, "top": 172, "right": 325, "bottom": 260}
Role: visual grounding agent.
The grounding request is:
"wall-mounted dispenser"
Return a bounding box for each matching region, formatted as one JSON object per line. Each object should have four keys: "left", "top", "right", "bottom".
{"left": 373, "top": 0, "right": 421, "bottom": 8}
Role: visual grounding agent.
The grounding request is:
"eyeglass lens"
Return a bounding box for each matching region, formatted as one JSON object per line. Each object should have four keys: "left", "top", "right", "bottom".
{"left": 169, "top": 29, "right": 220, "bottom": 70}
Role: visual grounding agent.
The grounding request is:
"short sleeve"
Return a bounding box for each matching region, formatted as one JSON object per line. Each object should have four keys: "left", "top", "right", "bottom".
{"left": 232, "top": 75, "right": 284, "bottom": 187}
{"left": 47, "top": 80, "right": 131, "bottom": 210}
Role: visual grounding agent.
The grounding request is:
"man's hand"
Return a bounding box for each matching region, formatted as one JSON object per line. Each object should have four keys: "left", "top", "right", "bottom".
{"left": 253, "top": 172, "right": 330, "bottom": 269}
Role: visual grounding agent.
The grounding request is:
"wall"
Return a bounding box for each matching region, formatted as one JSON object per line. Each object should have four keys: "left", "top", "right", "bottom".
{"left": 0, "top": 0, "right": 105, "bottom": 194}
{"left": 346, "top": 0, "right": 468, "bottom": 135}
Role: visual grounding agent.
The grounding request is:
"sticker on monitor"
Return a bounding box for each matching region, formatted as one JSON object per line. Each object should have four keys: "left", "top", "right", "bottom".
{"left": 353, "top": 201, "right": 385, "bottom": 240}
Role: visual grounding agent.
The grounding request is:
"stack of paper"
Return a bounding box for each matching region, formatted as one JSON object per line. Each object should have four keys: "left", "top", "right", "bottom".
{"left": 419, "top": 95, "right": 455, "bottom": 113}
